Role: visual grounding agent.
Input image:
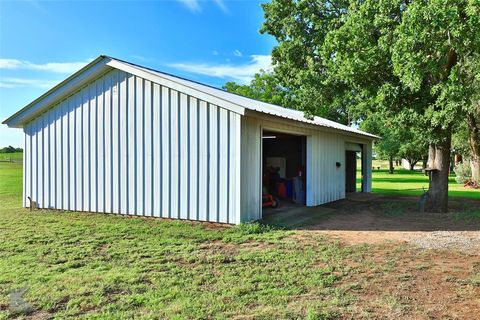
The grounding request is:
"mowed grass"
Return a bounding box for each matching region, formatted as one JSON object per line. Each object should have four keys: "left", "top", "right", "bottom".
{"left": 0, "top": 162, "right": 362, "bottom": 319}
{"left": 371, "top": 170, "right": 479, "bottom": 199}
{"left": 0, "top": 160, "right": 478, "bottom": 319}
{"left": 357, "top": 160, "right": 479, "bottom": 200}
{"left": 0, "top": 152, "right": 23, "bottom": 162}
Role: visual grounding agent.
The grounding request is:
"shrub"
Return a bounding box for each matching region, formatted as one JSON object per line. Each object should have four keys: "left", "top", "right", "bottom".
{"left": 454, "top": 161, "right": 472, "bottom": 184}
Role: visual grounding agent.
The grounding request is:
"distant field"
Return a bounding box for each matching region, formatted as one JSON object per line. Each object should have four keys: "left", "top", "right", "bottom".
{"left": 0, "top": 152, "right": 23, "bottom": 162}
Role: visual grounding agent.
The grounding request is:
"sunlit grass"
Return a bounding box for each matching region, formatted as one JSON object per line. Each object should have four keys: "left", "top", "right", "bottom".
{"left": 0, "top": 159, "right": 479, "bottom": 318}
{"left": 0, "top": 152, "right": 23, "bottom": 162}
{"left": 356, "top": 160, "right": 479, "bottom": 200}
{"left": 0, "top": 162, "right": 356, "bottom": 319}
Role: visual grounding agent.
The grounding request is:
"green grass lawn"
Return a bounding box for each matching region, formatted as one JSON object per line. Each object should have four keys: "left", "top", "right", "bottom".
{"left": 370, "top": 169, "right": 479, "bottom": 199}
{"left": 0, "top": 152, "right": 23, "bottom": 163}
{"left": 0, "top": 161, "right": 478, "bottom": 319}
{"left": 357, "top": 160, "right": 479, "bottom": 200}
{"left": 0, "top": 161, "right": 363, "bottom": 319}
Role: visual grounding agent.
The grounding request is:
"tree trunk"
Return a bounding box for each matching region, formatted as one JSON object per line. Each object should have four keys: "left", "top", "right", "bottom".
{"left": 389, "top": 156, "right": 394, "bottom": 174}
{"left": 467, "top": 114, "right": 480, "bottom": 185}
{"left": 424, "top": 137, "right": 451, "bottom": 213}
{"left": 407, "top": 159, "right": 418, "bottom": 170}
{"left": 409, "top": 162, "right": 415, "bottom": 171}
{"left": 472, "top": 160, "right": 480, "bottom": 186}
{"left": 455, "top": 154, "right": 462, "bottom": 165}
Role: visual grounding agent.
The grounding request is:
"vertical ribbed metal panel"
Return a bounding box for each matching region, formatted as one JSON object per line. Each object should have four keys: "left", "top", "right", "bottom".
{"left": 197, "top": 100, "right": 208, "bottom": 221}
{"left": 152, "top": 83, "right": 161, "bottom": 217}
{"left": 23, "top": 124, "right": 29, "bottom": 207}
{"left": 89, "top": 82, "right": 97, "bottom": 212}
{"left": 362, "top": 141, "right": 373, "bottom": 192}
{"left": 179, "top": 93, "right": 188, "bottom": 220}
{"left": 32, "top": 119, "right": 38, "bottom": 208}
{"left": 144, "top": 80, "right": 153, "bottom": 217}
{"left": 189, "top": 97, "right": 199, "bottom": 221}
{"left": 240, "top": 116, "right": 262, "bottom": 222}
{"left": 23, "top": 69, "right": 242, "bottom": 224}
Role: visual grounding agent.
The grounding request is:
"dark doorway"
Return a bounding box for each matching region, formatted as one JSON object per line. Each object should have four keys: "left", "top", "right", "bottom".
{"left": 262, "top": 130, "right": 307, "bottom": 212}
{"left": 345, "top": 150, "right": 357, "bottom": 192}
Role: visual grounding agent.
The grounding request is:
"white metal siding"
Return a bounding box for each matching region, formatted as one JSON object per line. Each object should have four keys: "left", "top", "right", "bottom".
{"left": 240, "top": 117, "right": 262, "bottom": 222}
{"left": 362, "top": 141, "right": 373, "bottom": 193}
{"left": 23, "top": 69, "right": 242, "bottom": 224}
{"left": 307, "top": 132, "right": 346, "bottom": 205}
{"left": 240, "top": 115, "right": 373, "bottom": 222}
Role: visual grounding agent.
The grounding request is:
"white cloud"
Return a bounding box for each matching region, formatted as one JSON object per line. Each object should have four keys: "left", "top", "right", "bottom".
{"left": 169, "top": 55, "right": 272, "bottom": 84}
{"left": 0, "top": 77, "right": 60, "bottom": 88}
{"left": 176, "top": 0, "right": 227, "bottom": 13}
{"left": 131, "top": 55, "right": 147, "bottom": 61}
{"left": 0, "top": 58, "right": 91, "bottom": 73}
{"left": 233, "top": 49, "right": 242, "bottom": 57}
{"left": 177, "top": 0, "right": 201, "bottom": 13}
{"left": 213, "top": 0, "right": 228, "bottom": 13}
{"left": 212, "top": 50, "right": 219, "bottom": 56}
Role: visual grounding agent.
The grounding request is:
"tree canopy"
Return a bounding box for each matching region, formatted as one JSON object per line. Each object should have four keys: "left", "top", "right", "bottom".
{"left": 224, "top": 0, "right": 480, "bottom": 211}
{"left": 223, "top": 71, "right": 291, "bottom": 107}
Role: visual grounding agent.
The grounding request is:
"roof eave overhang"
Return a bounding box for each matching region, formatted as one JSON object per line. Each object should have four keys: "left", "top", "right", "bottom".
{"left": 244, "top": 109, "right": 380, "bottom": 140}
{"left": 3, "top": 56, "right": 112, "bottom": 128}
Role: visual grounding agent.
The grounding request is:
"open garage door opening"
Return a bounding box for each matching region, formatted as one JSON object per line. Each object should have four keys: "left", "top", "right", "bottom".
{"left": 262, "top": 130, "right": 307, "bottom": 214}
{"left": 345, "top": 143, "right": 364, "bottom": 193}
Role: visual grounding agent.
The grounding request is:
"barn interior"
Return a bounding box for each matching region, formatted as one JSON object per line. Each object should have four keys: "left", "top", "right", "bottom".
{"left": 262, "top": 130, "right": 306, "bottom": 211}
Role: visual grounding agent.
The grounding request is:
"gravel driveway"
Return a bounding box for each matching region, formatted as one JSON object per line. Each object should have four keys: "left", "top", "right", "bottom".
{"left": 406, "top": 231, "right": 480, "bottom": 254}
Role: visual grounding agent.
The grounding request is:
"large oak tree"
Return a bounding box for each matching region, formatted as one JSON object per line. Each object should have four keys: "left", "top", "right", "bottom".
{"left": 261, "top": 0, "right": 480, "bottom": 212}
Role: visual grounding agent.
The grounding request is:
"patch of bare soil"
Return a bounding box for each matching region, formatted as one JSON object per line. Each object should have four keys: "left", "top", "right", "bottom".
{"left": 296, "top": 194, "right": 480, "bottom": 254}
{"left": 282, "top": 194, "right": 480, "bottom": 318}
{"left": 340, "top": 243, "right": 480, "bottom": 319}
{"left": 312, "top": 230, "right": 480, "bottom": 254}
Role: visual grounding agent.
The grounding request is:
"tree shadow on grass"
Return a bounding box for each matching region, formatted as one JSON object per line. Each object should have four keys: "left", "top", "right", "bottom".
{"left": 261, "top": 194, "right": 480, "bottom": 232}
{"left": 372, "top": 188, "right": 480, "bottom": 200}
{"left": 372, "top": 178, "right": 430, "bottom": 184}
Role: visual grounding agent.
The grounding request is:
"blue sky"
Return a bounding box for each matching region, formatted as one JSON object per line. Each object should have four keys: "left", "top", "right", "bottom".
{"left": 0, "top": 0, "right": 276, "bottom": 147}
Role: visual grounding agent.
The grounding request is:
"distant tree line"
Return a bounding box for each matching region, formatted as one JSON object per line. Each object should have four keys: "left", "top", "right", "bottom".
{"left": 0, "top": 146, "right": 23, "bottom": 153}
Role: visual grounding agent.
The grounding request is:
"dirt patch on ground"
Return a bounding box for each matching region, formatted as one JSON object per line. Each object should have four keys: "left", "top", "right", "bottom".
{"left": 310, "top": 230, "right": 480, "bottom": 254}
{"left": 340, "top": 243, "right": 480, "bottom": 319}
{"left": 286, "top": 230, "right": 480, "bottom": 318}
{"left": 272, "top": 195, "right": 480, "bottom": 318}
{"left": 265, "top": 193, "right": 480, "bottom": 253}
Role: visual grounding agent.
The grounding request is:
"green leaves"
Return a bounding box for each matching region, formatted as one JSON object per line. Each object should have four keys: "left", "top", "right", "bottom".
{"left": 223, "top": 71, "right": 292, "bottom": 108}
{"left": 260, "top": 0, "right": 352, "bottom": 122}
{"left": 260, "top": 0, "right": 479, "bottom": 150}
{"left": 224, "top": 0, "right": 480, "bottom": 159}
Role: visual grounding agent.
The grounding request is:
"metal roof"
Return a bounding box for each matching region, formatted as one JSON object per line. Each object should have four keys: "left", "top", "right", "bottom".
{"left": 3, "top": 55, "right": 378, "bottom": 139}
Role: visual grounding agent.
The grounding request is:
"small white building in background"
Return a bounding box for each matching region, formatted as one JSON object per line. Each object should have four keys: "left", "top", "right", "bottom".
{"left": 3, "top": 56, "right": 377, "bottom": 224}
{"left": 401, "top": 159, "right": 411, "bottom": 170}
